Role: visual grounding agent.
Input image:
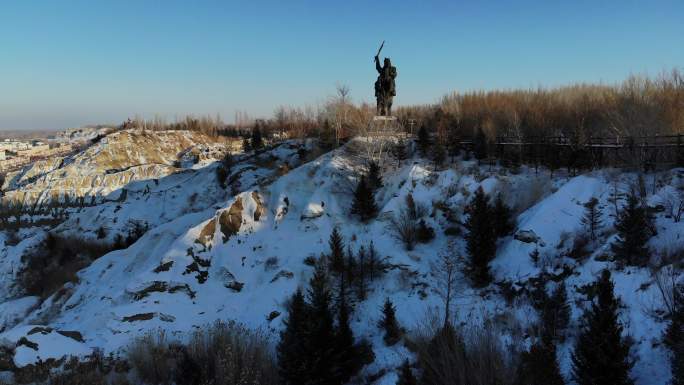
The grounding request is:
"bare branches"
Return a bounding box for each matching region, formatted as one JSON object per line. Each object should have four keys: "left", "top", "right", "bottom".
{"left": 387, "top": 194, "right": 429, "bottom": 251}
{"left": 433, "top": 242, "right": 460, "bottom": 328}
{"left": 663, "top": 189, "right": 684, "bottom": 223}
{"left": 651, "top": 264, "right": 680, "bottom": 317}
{"left": 394, "top": 69, "right": 684, "bottom": 141}
{"left": 388, "top": 206, "right": 417, "bottom": 250}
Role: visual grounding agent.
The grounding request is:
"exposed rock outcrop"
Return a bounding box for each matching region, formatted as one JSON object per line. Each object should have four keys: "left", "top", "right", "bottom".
{"left": 2, "top": 130, "right": 230, "bottom": 208}
{"left": 195, "top": 191, "right": 267, "bottom": 247}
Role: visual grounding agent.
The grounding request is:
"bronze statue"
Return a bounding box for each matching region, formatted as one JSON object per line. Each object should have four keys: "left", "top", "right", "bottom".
{"left": 374, "top": 41, "right": 397, "bottom": 116}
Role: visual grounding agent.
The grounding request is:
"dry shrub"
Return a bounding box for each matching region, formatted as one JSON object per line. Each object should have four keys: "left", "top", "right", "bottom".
{"left": 12, "top": 360, "right": 54, "bottom": 384}
{"left": 650, "top": 264, "right": 679, "bottom": 318}
{"left": 19, "top": 233, "right": 120, "bottom": 298}
{"left": 388, "top": 208, "right": 417, "bottom": 250}
{"left": 126, "top": 330, "right": 176, "bottom": 385}
{"left": 412, "top": 315, "right": 521, "bottom": 385}
{"left": 47, "top": 352, "right": 129, "bottom": 385}
{"left": 10, "top": 351, "right": 128, "bottom": 385}
{"left": 567, "top": 234, "right": 592, "bottom": 261}
{"left": 388, "top": 194, "right": 429, "bottom": 250}
{"left": 48, "top": 362, "right": 107, "bottom": 385}
{"left": 663, "top": 189, "right": 684, "bottom": 222}
{"left": 128, "top": 321, "right": 278, "bottom": 385}
{"left": 184, "top": 321, "right": 277, "bottom": 385}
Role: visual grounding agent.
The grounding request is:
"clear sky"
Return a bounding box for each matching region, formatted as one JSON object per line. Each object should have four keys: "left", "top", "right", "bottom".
{"left": 1, "top": 0, "right": 682, "bottom": 130}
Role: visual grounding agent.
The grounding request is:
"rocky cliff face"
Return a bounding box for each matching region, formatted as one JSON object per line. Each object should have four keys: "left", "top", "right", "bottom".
{"left": 2, "top": 130, "right": 231, "bottom": 208}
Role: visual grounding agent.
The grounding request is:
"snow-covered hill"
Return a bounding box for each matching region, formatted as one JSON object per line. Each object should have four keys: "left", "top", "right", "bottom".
{"left": 0, "top": 134, "right": 681, "bottom": 384}
{"left": 1, "top": 130, "right": 236, "bottom": 208}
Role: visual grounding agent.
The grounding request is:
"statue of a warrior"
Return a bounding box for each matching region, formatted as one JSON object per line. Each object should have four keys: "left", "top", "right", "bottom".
{"left": 374, "top": 42, "right": 397, "bottom": 116}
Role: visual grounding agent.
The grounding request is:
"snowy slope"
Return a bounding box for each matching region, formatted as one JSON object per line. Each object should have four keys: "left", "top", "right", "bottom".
{"left": 0, "top": 136, "right": 681, "bottom": 384}
{"left": 0, "top": 138, "right": 313, "bottom": 326}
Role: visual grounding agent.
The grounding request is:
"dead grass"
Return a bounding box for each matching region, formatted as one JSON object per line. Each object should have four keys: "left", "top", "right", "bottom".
{"left": 128, "top": 321, "right": 278, "bottom": 385}
{"left": 18, "top": 233, "right": 121, "bottom": 298}
{"left": 410, "top": 314, "right": 521, "bottom": 385}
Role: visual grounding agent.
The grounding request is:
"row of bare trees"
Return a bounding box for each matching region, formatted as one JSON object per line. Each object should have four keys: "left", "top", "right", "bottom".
{"left": 113, "top": 83, "right": 375, "bottom": 144}
{"left": 397, "top": 69, "right": 684, "bottom": 144}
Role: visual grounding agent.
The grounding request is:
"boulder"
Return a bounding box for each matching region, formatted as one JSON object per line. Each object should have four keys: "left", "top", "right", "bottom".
{"left": 514, "top": 229, "right": 540, "bottom": 244}
{"left": 219, "top": 197, "right": 244, "bottom": 242}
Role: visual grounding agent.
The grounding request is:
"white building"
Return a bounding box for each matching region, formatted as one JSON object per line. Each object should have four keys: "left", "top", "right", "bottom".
{"left": 0, "top": 140, "right": 29, "bottom": 152}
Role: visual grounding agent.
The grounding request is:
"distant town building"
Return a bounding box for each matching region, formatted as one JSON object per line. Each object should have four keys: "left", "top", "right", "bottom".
{"left": 0, "top": 140, "right": 29, "bottom": 152}
{"left": 16, "top": 143, "right": 50, "bottom": 158}
{"left": 0, "top": 137, "right": 74, "bottom": 171}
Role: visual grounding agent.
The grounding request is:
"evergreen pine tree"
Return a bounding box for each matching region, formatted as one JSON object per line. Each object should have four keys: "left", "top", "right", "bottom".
{"left": 666, "top": 285, "right": 684, "bottom": 385}
{"left": 581, "top": 197, "right": 602, "bottom": 241}
{"left": 405, "top": 193, "right": 418, "bottom": 221}
{"left": 678, "top": 135, "right": 684, "bottom": 167}
{"left": 277, "top": 289, "right": 311, "bottom": 385}
{"left": 333, "top": 288, "right": 364, "bottom": 384}
{"left": 95, "top": 226, "right": 107, "bottom": 239}
{"left": 345, "top": 245, "right": 357, "bottom": 290}
{"left": 611, "top": 192, "right": 651, "bottom": 266}
{"left": 329, "top": 228, "right": 345, "bottom": 275}
{"left": 492, "top": 193, "right": 514, "bottom": 237}
{"left": 367, "top": 240, "right": 379, "bottom": 282}
{"left": 251, "top": 124, "right": 263, "bottom": 150}
{"left": 548, "top": 139, "right": 561, "bottom": 177}
{"left": 473, "top": 126, "right": 488, "bottom": 161}
{"left": 432, "top": 142, "right": 446, "bottom": 169}
{"left": 378, "top": 297, "right": 401, "bottom": 346}
{"left": 351, "top": 175, "right": 378, "bottom": 222}
{"left": 446, "top": 126, "right": 461, "bottom": 162}
{"left": 542, "top": 282, "right": 571, "bottom": 341}
{"left": 394, "top": 140, "right": 408, "bottom": 165}
{"left": 355, "top": 246, "right": 368, "bottom": 301}
{"left": 242, "top": 136, "right": 252, "bottom": 152}
{"left": 571, "top": 270, "right": 634, "bottom": 385}
{"left": 417, "top": 125, "right": 431, "bottom": 157}
{"left": 396, "top": 359, "right": 417, "bottom": 385}
{"left": 416, "top": 219, "right": 435, "bottom": 243}
{"left": 306, "top": 264, "right": 338, "bottom": 384}
{"left": 464, "top": 187, "right": 496, "bottom": 286}
{"left": 516, "top": 335, "right": 565, "bottom": 385}
{"left": 367, "top": 161, "right": 383, "bottom": 192}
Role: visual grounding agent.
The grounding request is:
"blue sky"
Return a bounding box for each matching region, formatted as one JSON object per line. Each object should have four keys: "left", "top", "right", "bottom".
{"left": 1, "top": 0, "right": 682, "bottom": 130}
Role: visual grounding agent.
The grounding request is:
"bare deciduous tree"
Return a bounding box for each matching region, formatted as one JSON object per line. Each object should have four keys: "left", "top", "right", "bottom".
{"left": 433, "top": 242, "right": 460, "bottom": 328}
{"left": 335, "top": 83, "right": 351, "bottom": 147}
{"left": 651, "top": 264, "right": 680, "bottom": 317}
{"left": 663, "top": 189, "right": 684, "bottom": 223}
{"left": 387, "top": 194, "right": 428, "bottom": 251}
{"left": 388, "top": 207, "right": 417, "bottom": 250}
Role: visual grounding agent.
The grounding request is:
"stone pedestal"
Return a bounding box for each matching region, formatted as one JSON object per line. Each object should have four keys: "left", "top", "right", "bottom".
{"left": 372, "top": 115, "right": 397, "bottom": 121}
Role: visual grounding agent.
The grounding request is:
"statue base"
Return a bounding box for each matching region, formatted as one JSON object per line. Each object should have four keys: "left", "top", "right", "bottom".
{"left": 366, "top": 115, "right": 407, "bottom": 139}
{"left": 362, "top": 114, "right": 407, "bottom": 166}
{"left": 372, "top": 115, "right": 397, "bottom": 121}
